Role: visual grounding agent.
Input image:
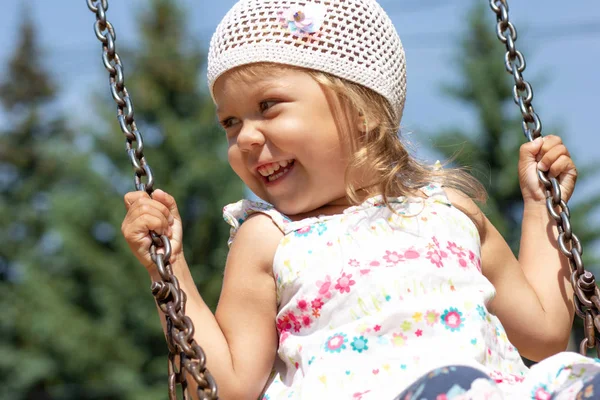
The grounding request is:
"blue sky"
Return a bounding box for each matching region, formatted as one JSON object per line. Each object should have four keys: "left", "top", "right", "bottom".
{"left": 1, "top": 0, "right": 599, "bottom": 251}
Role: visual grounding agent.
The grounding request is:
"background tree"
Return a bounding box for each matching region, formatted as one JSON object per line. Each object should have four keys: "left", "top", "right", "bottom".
{"left": 0, "top": 1, "right": 243, "bottom": 399}
{"left": 429, "top": 3, "right": 600, "bottom": 350}
{"left": 0, "top": 6, "right": 75, "bottom": 398}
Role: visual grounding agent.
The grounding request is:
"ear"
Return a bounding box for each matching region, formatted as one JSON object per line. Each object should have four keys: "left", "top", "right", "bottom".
{"left": 356, "top": 111, "right": 380, "bottom": 133}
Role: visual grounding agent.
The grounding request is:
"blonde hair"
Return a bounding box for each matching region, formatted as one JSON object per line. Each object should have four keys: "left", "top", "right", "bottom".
{"left": 223, "top": 63, "right": 487, "bottom": 205}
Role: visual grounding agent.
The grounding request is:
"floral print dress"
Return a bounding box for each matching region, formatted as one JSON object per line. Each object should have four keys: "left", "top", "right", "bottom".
{"left": 223, "top": 184, "right": 599, "bottom": 399}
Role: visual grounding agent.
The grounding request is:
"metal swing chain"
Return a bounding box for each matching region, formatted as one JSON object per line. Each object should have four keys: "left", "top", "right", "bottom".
{"left": 489, "top": 0, "right": 600, "bottom": 356}
{"left": 86, "top": 1, "right": 219, "bottom": 398}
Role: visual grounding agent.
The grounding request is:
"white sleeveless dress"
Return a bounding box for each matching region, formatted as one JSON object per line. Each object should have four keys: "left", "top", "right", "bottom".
{"left": 223, "top": 184, "right": 598, "bottom": 399}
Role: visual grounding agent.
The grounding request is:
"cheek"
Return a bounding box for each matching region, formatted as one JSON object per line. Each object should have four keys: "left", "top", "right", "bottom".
{"left": 227, "top": 146, "right": 246, "bottom": 177}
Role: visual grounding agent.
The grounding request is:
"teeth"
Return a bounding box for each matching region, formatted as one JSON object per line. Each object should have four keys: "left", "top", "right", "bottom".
{"left": 258, "top": 159, "right": 294, "bottom": 177}
{"left": 268, "top": 169, "right": 288, "bottom": 182}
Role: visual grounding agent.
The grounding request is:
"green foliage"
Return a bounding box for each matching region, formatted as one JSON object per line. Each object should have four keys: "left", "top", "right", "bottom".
{"left": 0, "top": 6, "right": 55, "bottom": 112}
{"left": 0, "top": 1, "right": 243, "bottom": 399}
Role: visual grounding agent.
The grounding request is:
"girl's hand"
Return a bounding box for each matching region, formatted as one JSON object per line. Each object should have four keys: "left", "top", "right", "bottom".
{"left": 121, "top": 189, "right": 183, "bottom": 272}
{"left": 518, "top": 135, "right": 578, "bottom": 204}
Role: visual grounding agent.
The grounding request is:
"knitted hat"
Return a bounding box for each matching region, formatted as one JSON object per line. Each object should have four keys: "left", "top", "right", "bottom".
{"left": 207, "top": 0, "right": 407, "bottom": 122}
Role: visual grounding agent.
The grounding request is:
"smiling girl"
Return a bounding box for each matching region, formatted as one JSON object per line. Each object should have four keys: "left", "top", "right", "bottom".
{"left": 121, "top": 1, "right": 600, "bottom": 399}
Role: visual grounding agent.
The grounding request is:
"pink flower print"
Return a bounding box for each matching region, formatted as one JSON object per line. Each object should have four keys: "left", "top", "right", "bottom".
{"left": 447, "top": 242, "right": 465, "bottom": 257}
{"left": 426, "top": 250, "right": 445, "bottom": 268}
{"left": 532, "top": 385, "right": 551, "bottom": 400}
{"left": 458, "top": 258, "right": 468, "bottom": 269}
{"left": 441, "top": 308, "right": 463, "bottom": 332}
{"left": 425, "top": 310, "right": 440, "bottom": 326}
{"left": 404, "top": 249, "right": 420, "bottom": 259}
{"left": 469, "top": 250, "right": 482, "bottom": 272}
{"left": 301, "top": 314, "right": 312, "bottom": 328}
{"left": 296, "top": 298, "right": 309, "bottom": 312}
{"left": 277, "top": 311, "right": 298, "bottom": 333}
{"left": 311, "top": 297, "right": 324, "bottom": 310}
{"left": 432, "top": 236, "right": 441, "bottom": 248}
{"left": 391, "top": 332, "right": 407, "bottom": 347}
{"left": 383, "top": 250, "right": 404, "bottom": 265}
{"left": 415, "top": 329, "right": 423, "bottom": 337}
{"left": 348, "top": 259, "right": 360, "bottom": 267}
{"left": 335, "top": 273, "right": 356, "bottom": 294}
{"left": 369, "top": 260, "right": 380, "bottom": 267}
{"left": 294, "top": 225, "right": 312, "bottom": 237}
{"left": 316, "top": 276, "right": 333, "bottom": 299}
{"left": 276, "top": 316, "right": 290, "bottom": 333}
{"left": 359, "top": 269, "right": 370, "bottom": 276}
{"left": 324, "top": 333, "right": 348, "bottom": 353}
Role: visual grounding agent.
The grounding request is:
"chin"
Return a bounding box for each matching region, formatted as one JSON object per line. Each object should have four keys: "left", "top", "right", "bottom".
{"left": 268, "top": 197, "right": 313, "bottom": 217}
{"left": 271, "top": 201, "right": 304, "bottom": 217}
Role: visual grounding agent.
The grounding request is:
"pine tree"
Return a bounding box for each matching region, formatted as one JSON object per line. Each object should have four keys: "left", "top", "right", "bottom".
{"left": 0, "top": 5, "right": 80, "bottom": 399}
{"left": 430, "top": 3, "right": 600, "bottom": 351}
{"left": 0, "top": 1, "right": 243, "bottom": 399}
{"left": 0, "top": 5, "right": 60, "bottom": 280}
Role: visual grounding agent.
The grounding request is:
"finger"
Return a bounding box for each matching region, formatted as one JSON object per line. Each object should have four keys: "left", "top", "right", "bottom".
{"left": 128, "top": 202, "right": 172, "bottom": 231}
{"left": 538, "top": 135, "right": 562, "bottom": 155}
{"left": 548, "top": 155, "right": 576, "bottom": 180}
{"left": 153, "top": 189, "right": 181, "bottom": 222}
{"left": 541, "top": 134, "right": 562, "bottom": 147}
{"left": 133, "top": 197, "right": 173, "bottom": 224}
{"left": 125, "top": 211, "right": 171, "bottom": 238}
{"left": 538, "top": 144, "right": 570, "bottom": 172}
{"left": 124, "top": 191, "right": 150, "bottom": 210}
{"left": 520, "top": 137, "right": 544, "bottom": 161}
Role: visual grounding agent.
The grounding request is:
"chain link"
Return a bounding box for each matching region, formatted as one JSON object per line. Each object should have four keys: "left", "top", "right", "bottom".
{"left": 489, "top": 0, "right": 600, "bottom": 357}
{"left": 86, "top": 1, "right": 219, "bottom": 398}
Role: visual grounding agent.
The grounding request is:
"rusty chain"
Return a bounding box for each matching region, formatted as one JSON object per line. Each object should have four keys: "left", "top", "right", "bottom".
{"left": 86, "top": 1, "right": 219, "bottom": 398}
{"left": 489, "top": 0, "right": 600, "bottom": 356}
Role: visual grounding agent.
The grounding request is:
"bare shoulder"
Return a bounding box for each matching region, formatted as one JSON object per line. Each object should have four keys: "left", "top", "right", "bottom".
{"left": 443, "top": 187, "right": 488, "bottom": 240}
{"left": 227, "top": 212, "right": 284, "bottom": 275}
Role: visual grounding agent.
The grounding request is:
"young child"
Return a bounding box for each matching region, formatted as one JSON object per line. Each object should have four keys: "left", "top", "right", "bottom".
{"left": 121, "top": 0, "right": 598, "bottom": 399}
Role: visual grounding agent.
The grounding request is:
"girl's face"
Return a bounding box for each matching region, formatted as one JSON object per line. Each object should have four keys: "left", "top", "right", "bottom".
{"left": 214, "top": 66, "right": 352, "bottom": 217}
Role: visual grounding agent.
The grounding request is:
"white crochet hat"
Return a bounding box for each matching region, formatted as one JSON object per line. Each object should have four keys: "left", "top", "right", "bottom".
{"left": 207, "top": 0, "right": 407, "bottom": 121}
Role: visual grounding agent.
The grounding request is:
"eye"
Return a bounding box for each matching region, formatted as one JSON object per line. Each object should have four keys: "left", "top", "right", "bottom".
{"left": 219, "top": 117, "right": 239, "bottom": 129}
{"left": 259, "top": 100, "right": 278, "bottom": 113}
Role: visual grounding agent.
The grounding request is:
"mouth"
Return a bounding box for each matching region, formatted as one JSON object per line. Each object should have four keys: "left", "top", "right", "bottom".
{"left": 257, "top": 159, "right": 296, "bottom": 183}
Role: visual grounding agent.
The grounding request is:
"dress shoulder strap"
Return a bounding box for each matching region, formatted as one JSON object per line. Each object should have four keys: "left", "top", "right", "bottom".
{"left": 222, "top": 199, "right": 291, "bottom": 247}
{"left": 419, "top": 182, "right": 453, "bottom": 207}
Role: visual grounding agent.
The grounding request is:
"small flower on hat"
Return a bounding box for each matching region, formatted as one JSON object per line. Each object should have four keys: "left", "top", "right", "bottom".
{"left": 279, "top": 3, "right": 326, "bottom": 36}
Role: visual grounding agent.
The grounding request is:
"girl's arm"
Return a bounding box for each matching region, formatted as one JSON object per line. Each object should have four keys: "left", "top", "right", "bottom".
{"left": 446, "top": 135, "right": 577, "bottom": 362}
{"left": 154, "top": 213, "right": 280, "bottom": 400}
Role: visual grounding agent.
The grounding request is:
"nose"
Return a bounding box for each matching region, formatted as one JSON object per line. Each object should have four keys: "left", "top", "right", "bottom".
{"left": 237, "top": 121, "right": 266, "bottom": 152}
